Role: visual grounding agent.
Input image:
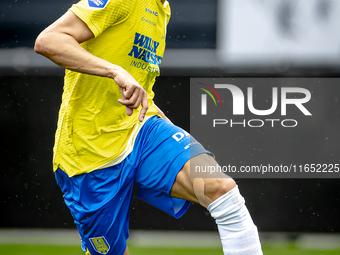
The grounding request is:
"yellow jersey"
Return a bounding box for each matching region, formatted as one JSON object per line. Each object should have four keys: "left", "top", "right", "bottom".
{"left": 53, "top": 0, "right": 171, "bottom": 177}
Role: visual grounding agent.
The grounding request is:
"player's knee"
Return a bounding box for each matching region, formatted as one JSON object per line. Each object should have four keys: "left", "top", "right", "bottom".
{"left": 205, "top": 178, "right": 236, "bottom": 203}
{"left": 193, "top": 177, "right": 236, "bottom": 208}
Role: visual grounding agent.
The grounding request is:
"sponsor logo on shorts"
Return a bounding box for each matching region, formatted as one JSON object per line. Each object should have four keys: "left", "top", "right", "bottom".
{"left": 172, "top": 130, "right": 190, "bottom": 145}
{"left": 88, "top": 0, "right": 108, "bottom": 8}
{"left": 89, "top": 236, "right": 110, "bottom": 254}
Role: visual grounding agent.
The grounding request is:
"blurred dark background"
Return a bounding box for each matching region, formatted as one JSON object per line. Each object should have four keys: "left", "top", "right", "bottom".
{"left": 1, "top": 0, "right": 340, "bottom": 233}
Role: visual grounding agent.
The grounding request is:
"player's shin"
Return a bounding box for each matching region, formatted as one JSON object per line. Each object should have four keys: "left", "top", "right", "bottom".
{"left": 207, "top": 186, "right": 263, "bottom": 255}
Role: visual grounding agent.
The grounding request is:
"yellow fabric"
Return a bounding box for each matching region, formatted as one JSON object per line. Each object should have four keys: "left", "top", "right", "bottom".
{"left": 53, "top": 0, "right": 171, "bottom": 177}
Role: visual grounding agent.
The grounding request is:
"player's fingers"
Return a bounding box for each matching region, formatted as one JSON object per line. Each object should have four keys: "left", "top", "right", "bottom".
{"left": 120, "top": 86, "right": 146, "bottom": 108}
{"left": 121, "top": 84, "right": 134, "bottom": 100}
{"left": 125, "top": 106, "right": 133, "bottom": 116}
{"left": 138, "top": 91, "right": 148, "bottom": 122}
{"left": 118, "top": 94, "right": 142, "bottom": 118}
{"left": 118, "top": 91, "right": 137, "bottom": 106}
{"left": 119, "top": 93, "right": 139, "bottom": 109}
{"left": 130, "top": 90, "right": 144, "bottom": 109}
{"left": 118, "top": 86, "right": 147, "bottom": 120}
{"left": 117, "top": 99, "right": 134, "bottom": 116}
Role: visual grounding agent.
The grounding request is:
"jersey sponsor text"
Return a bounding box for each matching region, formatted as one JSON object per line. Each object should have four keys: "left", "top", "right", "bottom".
{"left": 128, "top": 32, "right": 162, "bottom": 65}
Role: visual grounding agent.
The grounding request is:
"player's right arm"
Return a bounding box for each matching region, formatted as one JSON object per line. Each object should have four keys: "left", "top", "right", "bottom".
{"left": 34, "top": 11, "right": 148, "bottom": 121}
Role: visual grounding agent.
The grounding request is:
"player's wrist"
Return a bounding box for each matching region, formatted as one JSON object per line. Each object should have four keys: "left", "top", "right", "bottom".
{"left": 107, "top": 64, "right": 123, "bottom": 80}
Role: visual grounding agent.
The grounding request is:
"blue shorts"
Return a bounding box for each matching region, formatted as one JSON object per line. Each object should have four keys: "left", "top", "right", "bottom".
{"left": 55, "top": 116, "right": 211, "bottom": 255}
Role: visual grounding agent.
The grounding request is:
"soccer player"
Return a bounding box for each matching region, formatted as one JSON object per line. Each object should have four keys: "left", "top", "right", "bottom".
{"left": 34, "top": 0, "right": 263, "bottom": 254}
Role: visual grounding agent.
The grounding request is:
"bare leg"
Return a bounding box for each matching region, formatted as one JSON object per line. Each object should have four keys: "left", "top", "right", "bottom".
{"left": 123, "top": 246, "right": 129, "bottom": 255}
{"left": 171, "top": 153, "right": 236, "bottom": 206}
{"left": 171, "top": 153, "right": 263, "bottom": 255}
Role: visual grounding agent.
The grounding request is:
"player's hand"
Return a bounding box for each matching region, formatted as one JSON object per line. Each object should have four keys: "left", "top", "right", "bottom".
{"left": 114, "top": 68, "right": 148, "bottom": 122}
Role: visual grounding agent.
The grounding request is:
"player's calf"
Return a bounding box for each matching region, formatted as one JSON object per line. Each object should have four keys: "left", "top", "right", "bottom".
{"left": 190, "top": 155, "right": 263, "bottom": 255}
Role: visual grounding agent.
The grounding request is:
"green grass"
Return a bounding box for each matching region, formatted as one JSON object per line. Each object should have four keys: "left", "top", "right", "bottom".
{"left": 0, "top": 244, "right": 339, "bottom": 255}
{"left": 0, "top": 245, "right": 83, "bottom": 255}
{"left": 262, "top": 244, "right": 340, "bottom": 255}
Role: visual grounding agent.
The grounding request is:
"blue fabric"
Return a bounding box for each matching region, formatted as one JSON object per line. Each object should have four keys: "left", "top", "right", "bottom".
{"left": 55, "top": 116, "right": 211, "bottom": 255}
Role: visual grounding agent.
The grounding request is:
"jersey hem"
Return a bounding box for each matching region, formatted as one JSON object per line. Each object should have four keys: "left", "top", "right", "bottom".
{"left": 53, "top": 114, "right": 162, "bottom": 176}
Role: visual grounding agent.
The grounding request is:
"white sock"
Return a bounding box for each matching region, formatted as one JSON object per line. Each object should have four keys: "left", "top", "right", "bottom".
{"left": 207, "top": 186, "right": 263, "bottom": 255}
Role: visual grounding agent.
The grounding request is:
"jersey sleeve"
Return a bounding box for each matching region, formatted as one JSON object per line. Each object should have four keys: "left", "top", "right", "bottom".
{"left": 164, "top": 1, "right": 171, "bottom": 25}
{"left": 69, "top": 0, "right": 134, "bottom": 37}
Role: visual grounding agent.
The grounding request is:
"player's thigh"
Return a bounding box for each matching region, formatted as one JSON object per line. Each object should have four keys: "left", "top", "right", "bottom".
{"left": 170, "top": 153, "right": 236, "bottom": 205}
